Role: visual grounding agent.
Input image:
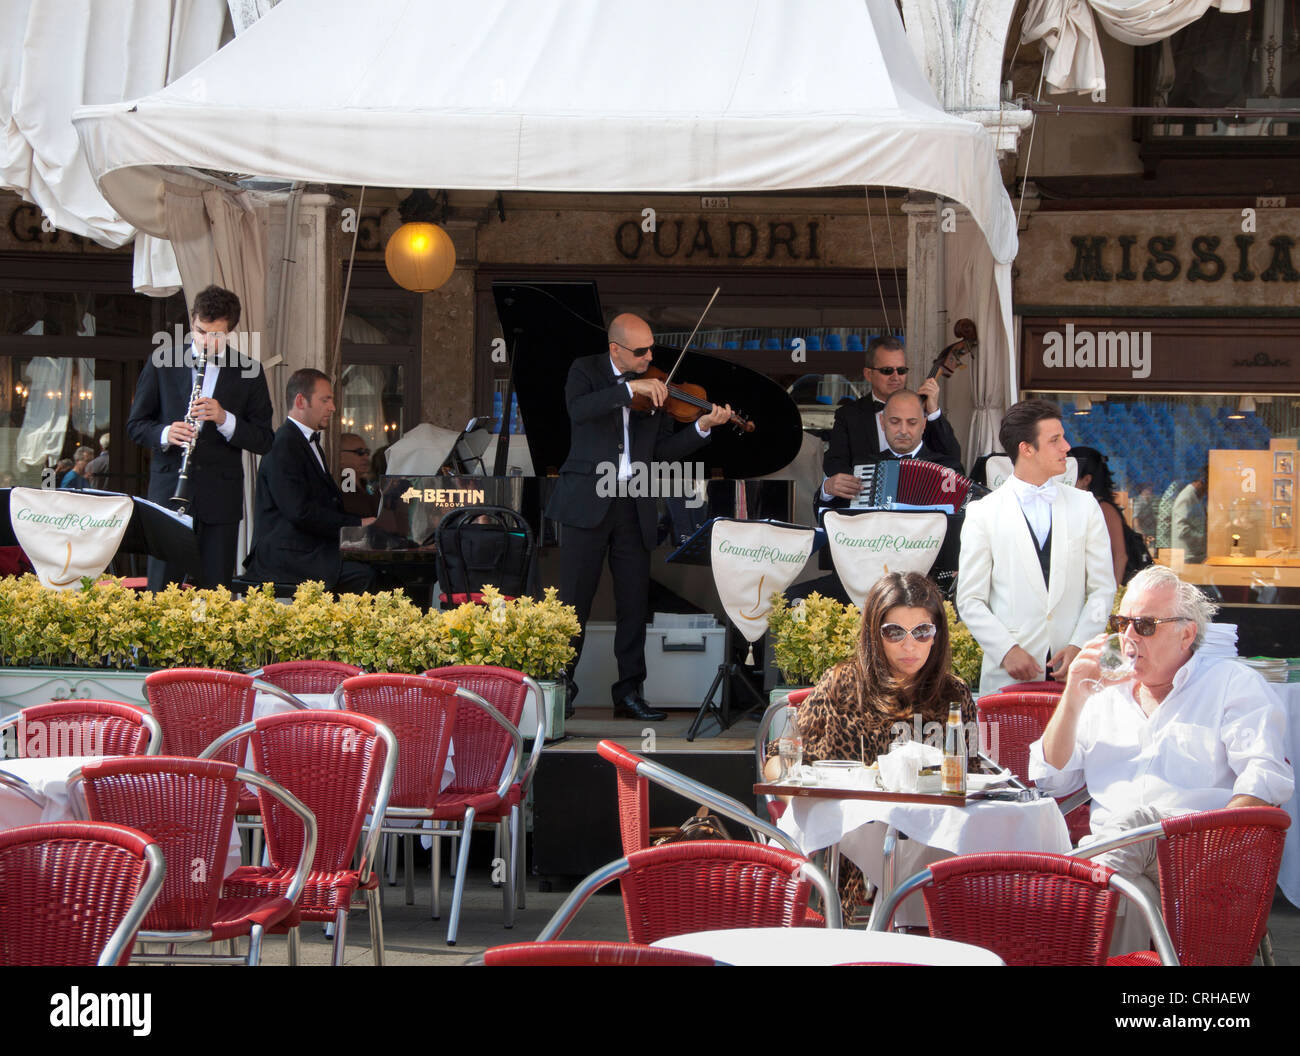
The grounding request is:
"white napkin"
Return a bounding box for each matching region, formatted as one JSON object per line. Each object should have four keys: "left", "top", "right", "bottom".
{"left": 877, "top": 741, "right": 944, "bottom": 792}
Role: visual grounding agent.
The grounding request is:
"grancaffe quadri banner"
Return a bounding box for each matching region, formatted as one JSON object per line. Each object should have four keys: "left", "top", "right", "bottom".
{"left": 822, "top": 510, "right": 947, "bottom": 608}
{"left": 9, "top": 487, "right": 134, "bottom": 590}
{"left": 710, "top": 519, "right": 814, "bottom": 643}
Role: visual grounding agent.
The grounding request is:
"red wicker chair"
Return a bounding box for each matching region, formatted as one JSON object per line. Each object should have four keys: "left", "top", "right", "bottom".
{"left": 340, "top": 673, "right": 520, "bottom": 946}
{"left": 596, "top": 738, "right": 835, "bottom": 928}
{"left": 869, "top": 851, "right": 1177, "bottom": 965}
{"left": 1002, "top": 680, "right": 1065, "bottom": 695}
{"left": 538, "top": 841, "right": 836, "bottom": 945}
{"left": 253, "top": 661, "right": 361, "bottom": 695}
{"left": 72, "top": 756, "right": 317, "bottom": 966}
{"left": 482, "top": 940, "right": 714, "bottom": 966}
{"left": 0, "top": 821, "right": 165, "bottom": 966}
{"left": 146, "top": 667, "right": 306, "bottom": 826}
{"left": 144, "top": 669, "right": 259, "bottom": 762}
{"left": 1074, "top": 806, "right": 1290, "bottom": 966}
{"left": 976, "top": 689, "right": 1091, "bottom": 844}
{"left": 422, "top": 666, "right": 546, "bottom": 913}
{"left": 0, "top": 700, "right": 160, "bottom": 759}
{"left": 201, "top": 712, "right": 396, "bottom": 966}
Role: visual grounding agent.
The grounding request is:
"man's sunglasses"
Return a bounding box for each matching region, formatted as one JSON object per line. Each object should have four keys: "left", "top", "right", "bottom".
{"left": 880, "top": 622, "right": 937, "bottom": 643}
{"left": 612, "top": 340, "right": 655, "bottom": 357}
{"left": 1108, "top": 614, "right": 1190, "bottom": 636}
{"left": 871, "top": 366, "right": 908, "bottom": 376}
{"left": 342, "top": 446, "right": 369, "bottom": 456}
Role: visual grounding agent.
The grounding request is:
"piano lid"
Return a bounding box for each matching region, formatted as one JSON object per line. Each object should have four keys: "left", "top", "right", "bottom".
{"left": 492, "top": 280, "right": 804, "bottom": 480}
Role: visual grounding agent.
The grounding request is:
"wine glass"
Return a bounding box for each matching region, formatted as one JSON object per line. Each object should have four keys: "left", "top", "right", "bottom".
{"left": 1081, "top": 633, "right": 1137, "bottom": 694}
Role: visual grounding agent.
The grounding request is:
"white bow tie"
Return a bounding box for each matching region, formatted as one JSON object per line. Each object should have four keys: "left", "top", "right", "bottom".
{"left": 1029, "top": 482, "right": 1057, "bottom": 504}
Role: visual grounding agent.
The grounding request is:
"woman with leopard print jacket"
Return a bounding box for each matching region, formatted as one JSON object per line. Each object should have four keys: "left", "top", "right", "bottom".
{"left": 766, "top": 571, "right": 975, "bottom": 919}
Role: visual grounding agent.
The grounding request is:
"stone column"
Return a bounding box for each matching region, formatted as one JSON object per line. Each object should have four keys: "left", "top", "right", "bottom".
{"left": 903, "top": 192, "right": 944, "bottom": 376}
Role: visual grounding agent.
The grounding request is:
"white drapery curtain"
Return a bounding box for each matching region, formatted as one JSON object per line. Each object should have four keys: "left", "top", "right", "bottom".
{"left": 0, "top": 0, "right": 228, "bottom": 247}
{"left": 1022, "top": 0, "right": 1251, "bottom": 95}
{"left": 946, "top": 219, "right": 1015, "bottom": 460}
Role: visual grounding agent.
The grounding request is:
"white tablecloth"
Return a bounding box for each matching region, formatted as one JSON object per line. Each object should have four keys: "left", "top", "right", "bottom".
{"left": 652, "top": 926, "right": 1005, "bottom": 966}
{"left": 1273, "top": 683, "right": 1300, "bottom": 906}
{"left": 780, "top": 790, "right": 1073, "bottom": 925}
{"left": 0, "top": 755, "right": 243, "bottom": 877}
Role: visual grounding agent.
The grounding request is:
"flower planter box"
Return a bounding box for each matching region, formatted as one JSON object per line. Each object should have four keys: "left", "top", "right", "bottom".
{"left": 0, "top": 666, "right": 150, "bottom": 714}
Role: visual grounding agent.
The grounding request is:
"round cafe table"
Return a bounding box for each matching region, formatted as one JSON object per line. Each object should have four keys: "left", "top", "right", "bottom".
{"left": 652, "top": 927, "right": 1004, "bottom": 966}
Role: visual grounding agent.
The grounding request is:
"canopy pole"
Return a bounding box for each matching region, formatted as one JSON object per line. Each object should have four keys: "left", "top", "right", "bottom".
{"left": 329, "top": 185, "right": 366, "bottom": 383}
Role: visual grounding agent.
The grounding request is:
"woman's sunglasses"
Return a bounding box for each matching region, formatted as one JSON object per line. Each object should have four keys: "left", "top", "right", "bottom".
{"left": 1107, "top": 615, "right": 1190, "bottom": 637}
{"left": 880, "top": 622, "right": 937, "bottom": 643}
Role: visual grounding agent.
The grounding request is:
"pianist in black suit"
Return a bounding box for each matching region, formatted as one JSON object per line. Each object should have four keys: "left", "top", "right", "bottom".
{"left": 546, "top": 313, "right": 733, "bottom": 722}
{"left": 244, "top": 369, "right": 376, "bottom": 594}
{"left": 821, "top": 336, "right": 962, "bottom": 508}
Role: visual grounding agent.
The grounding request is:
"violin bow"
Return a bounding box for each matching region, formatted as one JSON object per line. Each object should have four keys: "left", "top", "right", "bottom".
{"left": 661, "top": 286, "right": 721, "bottom": 389}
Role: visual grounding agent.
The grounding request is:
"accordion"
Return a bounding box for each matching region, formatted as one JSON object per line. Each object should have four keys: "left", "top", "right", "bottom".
{"left": 849, "top": 458, "right": 975, "bottom": 515}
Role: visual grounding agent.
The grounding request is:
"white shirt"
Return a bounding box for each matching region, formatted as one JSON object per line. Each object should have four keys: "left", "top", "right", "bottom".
{"left": 1028, "top": 652, "right": 1294, "bottom": 835}
{"left": 288, "top": 416, "right": 327, "bottom": 474}
{"left": 1006, "top": 471, "right": 1056, "bottom": 547}
{"left": 610, "top": 356, "right": 710, "bottom": 481}
{"left": 159, "top": 348, "right": 238, "bottom": 448}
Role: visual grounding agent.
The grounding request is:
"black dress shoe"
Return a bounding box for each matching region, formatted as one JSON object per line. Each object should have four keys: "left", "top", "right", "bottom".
{"left": 613, "top": 694, "right": 667, "bottom": 721}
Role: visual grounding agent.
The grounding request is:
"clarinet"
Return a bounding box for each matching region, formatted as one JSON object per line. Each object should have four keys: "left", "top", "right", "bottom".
{"left": 168, "top": 350, "right": 210, "bottom": 514}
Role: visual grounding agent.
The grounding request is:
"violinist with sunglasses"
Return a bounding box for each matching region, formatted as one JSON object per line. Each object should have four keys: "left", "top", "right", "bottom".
{"left": 765, "top": 572, "right": 974, "bottom": 920}
{"left": 820, "top": 335, "right": 962, "bottom": 506}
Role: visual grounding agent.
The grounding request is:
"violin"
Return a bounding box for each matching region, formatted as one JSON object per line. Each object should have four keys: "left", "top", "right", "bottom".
{"left": 926, "top": 318, "right": 978, "bottom": 380}
{"left": 628, "top": 366, "right": 756, "bottom": 433}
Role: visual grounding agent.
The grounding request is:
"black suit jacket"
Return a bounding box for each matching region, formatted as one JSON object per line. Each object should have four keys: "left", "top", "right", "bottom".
{"left": 244, "top": 421, "right": 363, "bottom": 589}
{"left": 823, "top": 396, "right": 962, "bottom": 482}
{"left": 126, "top": 355, "right": 273, "bottom": 524}
{"left": 544, "top": 354, "right": 710, "bottom": 550}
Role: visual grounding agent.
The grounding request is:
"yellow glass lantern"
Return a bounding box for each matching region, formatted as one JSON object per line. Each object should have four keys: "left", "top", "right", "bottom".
{"left": 384, "top": 221, "right": 455, "bottom": 292}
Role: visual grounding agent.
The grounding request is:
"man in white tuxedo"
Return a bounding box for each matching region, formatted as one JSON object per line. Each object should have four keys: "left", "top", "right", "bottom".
{"left": 957, "top": 399, "right": 1115, "bottom": 696}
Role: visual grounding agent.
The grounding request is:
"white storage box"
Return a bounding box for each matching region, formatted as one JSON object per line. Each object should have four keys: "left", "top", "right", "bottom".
{"left": 572, "top": 621, "right": 725, "bottom": 708}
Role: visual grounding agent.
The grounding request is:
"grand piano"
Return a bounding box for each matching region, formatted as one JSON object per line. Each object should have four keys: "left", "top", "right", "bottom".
{"left": 343, "top": 280, "right": 809, "bottom": 614}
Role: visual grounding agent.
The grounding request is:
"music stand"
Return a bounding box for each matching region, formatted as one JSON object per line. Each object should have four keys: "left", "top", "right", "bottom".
{"left": 671, "top": 517, "right": 815, "bottom": 741}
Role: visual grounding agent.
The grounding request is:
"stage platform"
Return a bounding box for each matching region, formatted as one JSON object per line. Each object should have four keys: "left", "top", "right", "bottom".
{"left": 531, "top": 706, "right": 763, "bottom": 883}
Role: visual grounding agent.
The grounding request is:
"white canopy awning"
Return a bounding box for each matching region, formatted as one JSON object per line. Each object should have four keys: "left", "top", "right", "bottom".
{"left": 73, "top": 0, "right": 1017, "bottom": 265}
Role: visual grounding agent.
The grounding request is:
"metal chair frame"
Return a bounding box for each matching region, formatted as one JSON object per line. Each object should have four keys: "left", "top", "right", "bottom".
{"left": 340, "top": 674, "right": 523, "bottom": 945}
{"left": 1072, "top": 806, "right": 1290, "bottom": 966}
{"left": 0, "top": 700, "right": 161, "bottom": 759}
{"left": 870, "top": 851, "right": 1179, "bottom": 966}
{"left": 0, "top": 821, "right": 166, "bottom": 966}
{"left": 201, "top": 712, "right": 397, "bottom": 966}
{"left": 419, "top": 666, "right": 548, "bottom": 915}
{"left": 538, "top": 841, "right": 839, "bottom": 943}
{"left": 68, "top": 757, "right": 318, "bottom": 966}
{"left": 595, "top": 739, "right": 841, "bottom": 929}
{"left": 753, "top": 689, "right": 813, "bottom": 824}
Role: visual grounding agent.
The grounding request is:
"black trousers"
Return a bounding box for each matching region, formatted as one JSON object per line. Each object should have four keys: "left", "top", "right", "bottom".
{"left": 558, "top": 497, "right": 649, "bottom": 707}
{"left": 147, "top": 518, "right": 239, "bottom": 591}
{"left": 336, "top": 559, "right": 377, "bottom": 595}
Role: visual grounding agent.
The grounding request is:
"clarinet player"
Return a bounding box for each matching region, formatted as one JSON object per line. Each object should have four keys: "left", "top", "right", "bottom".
{"left": 127, "top": 285, "right": 274, "bottom": 590}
